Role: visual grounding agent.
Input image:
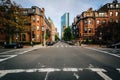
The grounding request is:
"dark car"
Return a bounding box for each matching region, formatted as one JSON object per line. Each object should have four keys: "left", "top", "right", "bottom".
{"left": 2, "top": 43, "right": 23, "bottom": 49}
{"left": 46, "top": 42, "right": 54, "bottom": 46}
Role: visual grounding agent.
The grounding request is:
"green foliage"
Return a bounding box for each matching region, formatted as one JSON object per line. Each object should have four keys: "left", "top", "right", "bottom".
{"left": 0, "top": 0, "right": 29, "bottom": 43}
{"left": 45, "top": 33, "right": 49, "bottom": 40}
{"left": 63, "top": 27, "right": 72, "bottom": 41}
{"left": 55, "top": 35, "right": 60, "bottom": 41}
{"left": 95, "top": 22, "right": 120, "bottom": 44}
{"left": 45, "top": 29, "right": 51, "bottom": 40}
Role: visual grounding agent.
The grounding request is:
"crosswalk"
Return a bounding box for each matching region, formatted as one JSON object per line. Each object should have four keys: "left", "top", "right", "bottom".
{"left": 0, "top": 67, "right": 120, "bottom": 80}
{"left": 0, "top": 42, "right": 75, "bottom": 63}
{"left": 46, "top": 42, "right": 79, "bottom": 48}
{"left": 0, "top": 46, "right": 41, "bottom": 63}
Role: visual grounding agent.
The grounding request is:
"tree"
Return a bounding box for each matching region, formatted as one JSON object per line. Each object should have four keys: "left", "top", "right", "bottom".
{"left": 95, "top": 22, "right": 120, "bottom": 44}
{"left": 45, "top": 29, "right": 50, "bottom": 40}
{"left": 63, "top": 27, "right": 72, "bottom": 41}
{"left": 0, "top": 0, "right": 28, "bottom": 43}
{"left": 55, "top": 35, "right": 60, "bottom": 41}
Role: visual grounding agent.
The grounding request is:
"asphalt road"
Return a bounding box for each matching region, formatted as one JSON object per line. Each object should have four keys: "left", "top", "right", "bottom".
{"left": 0, "top": 42, "right": 120, "bottom": 80}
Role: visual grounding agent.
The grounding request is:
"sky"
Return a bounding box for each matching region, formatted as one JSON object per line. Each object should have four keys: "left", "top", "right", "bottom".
{"left": 12, "top": 0, "right": 118, "bottom": 37}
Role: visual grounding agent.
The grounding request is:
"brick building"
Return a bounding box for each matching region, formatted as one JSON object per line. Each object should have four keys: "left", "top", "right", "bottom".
{"left": 15, "top": 6, "right": 52, "bottom": 44}
{"left": 72, "top": 0, "right": 120, "bottom": 43}
{"left": 0, "top": 6, "right": 56, "bottom": 45}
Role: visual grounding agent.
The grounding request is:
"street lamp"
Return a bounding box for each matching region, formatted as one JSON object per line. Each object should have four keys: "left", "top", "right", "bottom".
{"left": 42, "top": 26, "right": 46, "bottom": 46}
{"left": 15, "top": 29, "right": 19, "bottom": 42}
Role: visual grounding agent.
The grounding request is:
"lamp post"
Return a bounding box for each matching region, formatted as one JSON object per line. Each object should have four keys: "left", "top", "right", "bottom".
{"left": 15, "top": 29, "right": 19, "bottom": 42}
{"left": 42, "top": 26, "right": 46, "bottom": 46}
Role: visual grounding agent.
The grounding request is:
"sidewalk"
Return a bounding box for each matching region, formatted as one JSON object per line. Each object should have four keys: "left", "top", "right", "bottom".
{"left": 81, "top": 44, "right": 106, "bottom": 48}
{"left": 23, "top": 44, "right": 42, "bottom": 48}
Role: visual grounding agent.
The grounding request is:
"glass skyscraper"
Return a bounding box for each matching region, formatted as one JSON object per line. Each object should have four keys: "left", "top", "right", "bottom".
{"left": 61, "top": 13, "right": 69, "bottom": 39}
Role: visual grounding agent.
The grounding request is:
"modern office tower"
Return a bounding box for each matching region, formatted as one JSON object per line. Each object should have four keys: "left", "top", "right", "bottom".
{"left": 61, "top": 13, "right": 69, "bottom": 39}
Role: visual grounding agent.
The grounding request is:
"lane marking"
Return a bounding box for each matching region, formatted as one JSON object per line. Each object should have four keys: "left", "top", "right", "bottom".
{"left": 0, "top": 55, "right": 17, "bottom": 62}
{"left": 84, "top": 47, "right": 120, "bottom": 58}
{"left": 0, "top": 55, "right": 12, "bottom": 57}
{"left": 97, "top": 71, "right": 112, "bottom": 80}
{"left": 0, "top": 47, "right": 41, "bottom": 63}
{"left": 0, "top": 72, "right": 7, "bottom": 78}
{"left": 44, "top": 72, "right": 50, "bottom": 80}
{"left": 73, "top": 73, "right": 79, "bottom": 79}
{"left": 63, "top": 68, "right": 78, "bottom": 72}
{"left": 61, "top": 45, "right": 63, "bottom": 47}
{"left": 116, "top": 68, "right": 120, "bottom": 72}
{"left": 89, "top": 68, "right": 107, "bottom": 72}
{"left": 89, "top": 64, "right": 94, "bottom": 68}
{"left": 0, "top": 67, "right": 119, "bottom": 79}
{"left": 90, "top": 68, "right": 112, "bottom": 80}
{"left": 0, "top": 49, "right": 20, "bottom": 54}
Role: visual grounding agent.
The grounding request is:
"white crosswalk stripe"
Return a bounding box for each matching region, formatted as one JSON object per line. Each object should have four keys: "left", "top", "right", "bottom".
{"left": 0, "top": 67, "right": 119, "bottom": 79}
{"left": 45, "top": 42, "right": 79, "bottom": 48}
{"left": 0, "top": 46, "right": 41, "bottom": 63}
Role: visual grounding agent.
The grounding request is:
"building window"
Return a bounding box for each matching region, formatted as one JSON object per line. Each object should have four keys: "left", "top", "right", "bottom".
{"left": 102, "top": 20, "right": 106, "bottom": 24}
{"left": 99, "top": 13, "right": 104, "bottom": 17}
{"left": 74, "top": 26, "right": 76, "bottom": 30}
{"left": 110, "top": 12, "right": 113, "bottom": 16}
{"left": 23, "top": 11, "right": 27, "bottom": 15}
{"left": 116, "top": 20, "right": 119, "bottom": 23}
{"left": 37, "top": 18, "right": 39, "bottom": 22}
{"left": 84, "top": 27, "right": 87, "bottom": 33}
{"left": 97, "top": 20, "right": 100, "bottom": 24}
{"left": 110, "top": 4, "right": 113, "bottom": 8}
{"left": 107, "top": 4, "right": 110, "bottom": 8}
{"left": 116, "top": 4, "right": 119, "bottom": 8}
{"left": 36, "top": 34, "right": 40, "bottom": 39}
{"left": 84, "top": 20, "right": 87, "bottom": 24}
{"left": 88, "top": 20, "right": 91, "bottom": 24}
{"left": 84, "top": 13, "right": 86, "bottom": 17}
{"left": 116, "top": 12, "right": 119, "bottom": 16}
{"left": 32, "top": 17, "right": 36, "bottom": 22}
{"left": 88, "top": 28, "right": 92, "bottom": 33}
{"left": 36, "top": 26, "right": 40, "bottom": 30}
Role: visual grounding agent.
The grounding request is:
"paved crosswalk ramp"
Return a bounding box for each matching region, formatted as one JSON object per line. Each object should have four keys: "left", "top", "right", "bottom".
{"left": 0, "top": 67, "right": 120, "bottom": 80}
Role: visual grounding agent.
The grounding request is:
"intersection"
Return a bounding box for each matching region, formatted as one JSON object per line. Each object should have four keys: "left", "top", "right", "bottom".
{"left": 0, "top": 42, "right": 120, "bottom": 80}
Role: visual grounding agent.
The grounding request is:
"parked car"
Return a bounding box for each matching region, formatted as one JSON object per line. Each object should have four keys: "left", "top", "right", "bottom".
{"left": 46, "top": 41, "right": 56, "bottom": 46}
{"left": 66, "top": 41, "right": 74, "bottom": 45}
{"left": 2, "top": 42, "right": 23, "bottom": 49}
